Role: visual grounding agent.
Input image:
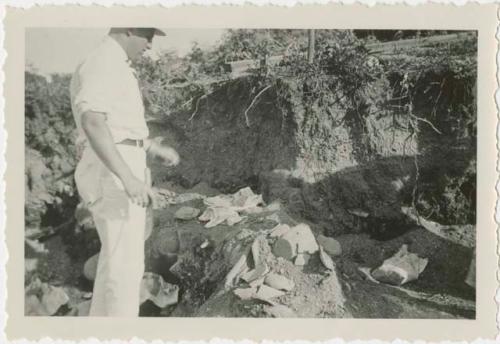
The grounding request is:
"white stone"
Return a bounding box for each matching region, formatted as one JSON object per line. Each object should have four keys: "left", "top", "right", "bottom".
{"left": 174, "top": 206, "right": 200, "bottom": 220}
{"left": 264, "top": 273, "right": 295, "bottom": 291}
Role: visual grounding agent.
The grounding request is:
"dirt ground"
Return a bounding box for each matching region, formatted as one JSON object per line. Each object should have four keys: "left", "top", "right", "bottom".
{"left": 26, "top": 173, "right": 473, "bottom": 319}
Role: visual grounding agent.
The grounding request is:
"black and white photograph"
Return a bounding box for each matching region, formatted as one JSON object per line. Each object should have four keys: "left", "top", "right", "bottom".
{"left": 24, "top": 26, "right": 478, "bottom": 319}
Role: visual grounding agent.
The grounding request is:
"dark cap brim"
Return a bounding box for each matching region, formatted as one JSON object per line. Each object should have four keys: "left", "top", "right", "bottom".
{"left": 154, "top": 28, "right": 166, "bottom": 36}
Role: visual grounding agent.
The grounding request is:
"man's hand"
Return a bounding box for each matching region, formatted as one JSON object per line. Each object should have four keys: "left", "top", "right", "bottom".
{"left": 146, "top": 137, "right": 180, "bottom": 167}
{"left": 122, "top": 173, "right": 157, "bottom": 208}
{"left": 81, "top": 111, "right": 156, "bottom": 208}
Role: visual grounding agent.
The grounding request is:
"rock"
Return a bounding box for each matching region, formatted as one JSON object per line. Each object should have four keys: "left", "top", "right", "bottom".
{"left": 319, "top": 246, "right": 335, "bottom": 271}
{"left": 25, "top": 238, "right": 48, "bottom": 254}
{"left": 75, "top": 202, "right": 94, "bottom": 228}
{"left": 204, "top": 195, "right": 233, "bottom": 208}
{"left": 25, "top": 279, "right": 69, "bottom": 316}
{"left": 249, "top": 276, "right": 265, "bottom": 288}
{"left": 241, "top": 263, "right": 269, "bottom": 283}
{"left": 244, "top": 206, "right": 264, "bottom": 214}
{"left": 465, "top": 250, "right": 475, "bottom": 288}
{"left": 265, "top": 201, "right": 281, "bottom": 212}
{"left": 273, "top": 223, "right": 318, "bottom": 260}
{"left": 83, "top": 253, "right": 99, "bottom": 281}
{"left": 251, "top": 235, "right": 271, "bottom": 266}
{"left": 234, "top": 287, "right": 256, "bottom": 300}
{"left": 171, "top": 192, "right": 205, "bottom": 204}
{"left": 317, "top": 235, "right": 342, "bottom": 256}
{"left": 140, "top": 272, "right": 179, "bottom": 308}
{"left": 255, "top": 284, "right": 285, "bottom": 300}
{"left": 265, "top": 304, "right": 297, "bottom": 318}
{"left": 273, "top": 237, "right": 297, "bottom": 260}
{"left": 74, "top": 300, "right": 91, "bottom": 316}
{"left": 224, "top": 253, "right": 250, "bottom": 289}
{"left": 25, "top": 295, "right": 44, "bottom": 316}
{"left": 155, "top": 230, "right": 180, "bottom": 255}
{"left": 264, "top": 273, "right": 295, "bottom": 291}
{"left": 371, "top": 244, "right": 428, "bottom": 285}
{"left": 269, "top": 224, "right": 291, "bottom": 238}
{"left": 232, "top": 187, "right": 264, "bottom": 209}
{"left": 293, "top": 224, "right": 319, "bottom": 254}
{"left": 82, "top": 292, "right": 93, "bottom": 299}
{"left": 265, "top": 213, "right": 281, "bottom": 223}
{"left": 25, "top": 258, "right": 38, "bottom": 274}
{"left": 294, "top": 253, "right": 310, "bottom": 266}
{"left": 174, "top": 206, "right": 200, "bottom": 220}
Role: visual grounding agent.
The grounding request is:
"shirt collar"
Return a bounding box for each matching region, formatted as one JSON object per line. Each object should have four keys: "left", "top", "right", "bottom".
{"left": 105, "top": 36, "right": 132, "bottom": 65}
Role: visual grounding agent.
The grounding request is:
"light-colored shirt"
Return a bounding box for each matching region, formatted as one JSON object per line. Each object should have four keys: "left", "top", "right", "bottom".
{"left": 70, "top": 36, "right": 149, "bottom": 147}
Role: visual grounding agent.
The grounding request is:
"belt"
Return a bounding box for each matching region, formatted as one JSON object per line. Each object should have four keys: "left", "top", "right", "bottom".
{"left": 117, "top": 138, "right": 145, "bottom": 148}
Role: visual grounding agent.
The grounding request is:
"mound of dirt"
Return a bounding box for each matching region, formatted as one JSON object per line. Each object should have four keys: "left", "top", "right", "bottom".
{"left": 141, "top": 184, "right": 474, "bottom": 319}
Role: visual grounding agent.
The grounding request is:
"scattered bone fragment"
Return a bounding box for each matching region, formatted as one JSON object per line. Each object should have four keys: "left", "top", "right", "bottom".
{"left": 264, "top": 273, "right": 295, "bottom": 291}
{"left": 358, "top": 267, "right": 380, "bottom": 284}
{"left": 348, "top": 209, "right": 369, "bottom": 218}
{"left": 199, "top": 207, "right": 243, "bottom": 228}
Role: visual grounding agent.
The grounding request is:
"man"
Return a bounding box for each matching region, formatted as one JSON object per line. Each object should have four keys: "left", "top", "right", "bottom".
{"left": 70, "top": 27, "right": 179, "bottom": 316}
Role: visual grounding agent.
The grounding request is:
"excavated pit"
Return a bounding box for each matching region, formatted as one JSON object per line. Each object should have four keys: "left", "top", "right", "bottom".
{"left": 142, "top": 72, "right": 476, "bottom": 318}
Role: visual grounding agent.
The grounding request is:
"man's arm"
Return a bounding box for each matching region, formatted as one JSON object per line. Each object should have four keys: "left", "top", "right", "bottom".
{"left": 81, "top": 111, "right": 154, "bottom": 208}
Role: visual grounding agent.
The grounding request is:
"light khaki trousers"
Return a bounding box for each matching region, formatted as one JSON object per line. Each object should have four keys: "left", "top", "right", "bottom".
{"left": 75, "top": 145, "right": 147, "bottom": 316}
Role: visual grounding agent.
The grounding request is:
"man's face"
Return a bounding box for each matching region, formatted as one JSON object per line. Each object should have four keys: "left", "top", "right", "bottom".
{"left": 126, "top": 28, "right": 155, "bottom": 61}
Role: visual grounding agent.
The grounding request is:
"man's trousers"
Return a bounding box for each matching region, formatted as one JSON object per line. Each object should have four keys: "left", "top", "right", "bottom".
{"left": 75, "top": 144, "right": 147, "bottom": 316}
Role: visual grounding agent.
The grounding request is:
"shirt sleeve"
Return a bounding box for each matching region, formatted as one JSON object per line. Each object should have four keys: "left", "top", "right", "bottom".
{"left": 72, "top": 57, "right": 116, "bottom": 118}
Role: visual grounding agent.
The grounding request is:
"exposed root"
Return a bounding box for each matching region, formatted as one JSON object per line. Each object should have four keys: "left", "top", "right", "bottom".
{"left": 189, "top": 91, "right": 216, "bottom": 121}
{"left": 244, "top": 85, "right": 272, "bottom": 127}
{"left": 410, "top": 114, "right": 442, "bottom": 134}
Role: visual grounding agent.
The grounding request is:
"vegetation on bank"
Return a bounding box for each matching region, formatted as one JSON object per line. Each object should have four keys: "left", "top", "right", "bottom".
{"left": 25, "top": 30, "right": 477, "bottom": 240}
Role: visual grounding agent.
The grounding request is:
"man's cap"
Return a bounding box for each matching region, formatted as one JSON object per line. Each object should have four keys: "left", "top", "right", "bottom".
{"left": 154, "top": 28, "right": 166, "bottom": 36}
{"left": 109, "top": 27, "right": 166, "bottom": 37}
